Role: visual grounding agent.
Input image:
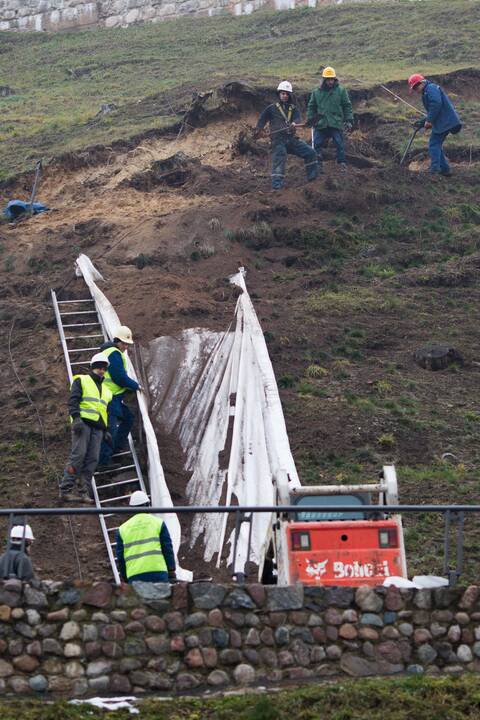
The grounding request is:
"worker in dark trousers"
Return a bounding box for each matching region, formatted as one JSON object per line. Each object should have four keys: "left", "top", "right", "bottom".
{"left": 307, "top": 67, "right": 354, "bottom": 173}
{"left": 116, "top": 491, "right": 176, "bottom": 584}
{"left": 97, "top": 325, "right": 141, "bottom": 470}
{"left": 0, "top": 525, "right": 35, "bottom": 580}
{"left": 60, "top": 352, "right": 112, "bottom": 504}
{"left": 254, "top": 80, "right": 318, "bottom": 191}
{"left": 408, "top": 73, "right": 462, "bottom": 177}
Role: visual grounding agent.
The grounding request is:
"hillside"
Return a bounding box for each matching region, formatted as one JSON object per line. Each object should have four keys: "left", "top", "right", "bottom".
{"left": 1, "top": 1, "right": 480, "bottom": 584}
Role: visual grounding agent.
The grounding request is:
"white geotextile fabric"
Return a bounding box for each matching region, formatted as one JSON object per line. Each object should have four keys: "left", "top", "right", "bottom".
{"left": 74, "top": 254, "right": 191, "bottom": 582}
{"left": 144, "top": 268, "right": 300, "bottom": 582}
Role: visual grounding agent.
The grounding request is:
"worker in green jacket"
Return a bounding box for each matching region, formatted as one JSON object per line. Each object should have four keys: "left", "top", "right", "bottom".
{"left": 307, "top": 66, "right": 354, "bottom": 173}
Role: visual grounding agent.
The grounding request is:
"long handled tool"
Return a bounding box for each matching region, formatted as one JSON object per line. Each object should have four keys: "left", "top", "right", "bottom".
{"left": 400, "top": 126, "right": 420, "bottom": 165}
{"left": 28, "top": 160, "right": 43, "bottom": 215}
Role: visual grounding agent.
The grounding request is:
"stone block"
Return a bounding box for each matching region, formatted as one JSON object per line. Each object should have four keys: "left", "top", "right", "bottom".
{"left": 212, "top": 628, "right": 229, "bottom": 648}
{"left": 131, "top": 582, "right": 171, "bottom": 610}
{"left": 0, "top": 605, "right": 12, "bottom": 621}
{"left": 266, "top": 585, "right": 304, "bottom": 612}
{"left": 225, "top": 589, "right": 256, "bottom": 610}
{"left": 164, "top": 612, "right": 184, "bottom": 632}
{"left": 459, "top": 586, "right": 479, "bottom": 610}
{"left": 60, "top": 621, "right": 80, "bottom": 641}
{"left": 64, "top": 643, "right": 83, "bottom": 658}
{"left": 102, "top": 641, "right": 123, "bottom": 658}
{"left": 145, "top": 615, "right": 166, "bottom": 632}
{"left": 457, "top": 644, "right": 473, "bottom": 663}
{"left": 109, "top": 673, "right": 132, "bottom": 693}
{"left": 417, "top": 643, "right": 437, "bottom": 665}
{"left": 207, "top": 669, "right": 229, "bottom": 686}
{"left": 274, "top": 626, "right": 289, "bottom": 645}
{"left": 340, "top": 653, "right": 379, "bottom": 677}
{"left": 360, "top": 614, "right": 383, "bottom": 628}
{"left": 47, "top": 609, "right": 69, "bottom": 622}
{"left": 83, "top": 582, "right": 113, "bottom": 609}
{"left": 0, "top": 660, "right": 14, "bottom": 678}
{"left": 413, "top": 589, "right": 432, "bottom": 610}
{"left": 88, "top": 675, "right": 109, "bottom": 692}
{"left": 246, "top": 584, "right": 266, "bottom": 607}
{"left": 190, "top": 583, "right": 226, "bottom": 610}
{"left": 13, "top": 655, "right": 40, "bottom": 672}
{"left": 176, "top": 673, "right": 201, "bottom": 690}
{"left": 339, "top": 624, "right": 358, "bottom": 640}
{"left": 355, "top": 587, "right": 383, "bottom": 613}
{"left": 185, "top": 612, "right": 207, "bottom": 629}
{"left": 29, "top": 674, "right": 48, "bottom": 692}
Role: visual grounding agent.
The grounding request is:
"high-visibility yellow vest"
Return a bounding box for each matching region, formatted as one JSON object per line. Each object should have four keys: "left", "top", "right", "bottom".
{"left": 71, "top": 375, "right": 112, "bottom": 427}
{"left": 119, "top": 514, "right": 167, "bottom": 579}
{"left": 103, "top": 346, "right": 128, "bottom": 396}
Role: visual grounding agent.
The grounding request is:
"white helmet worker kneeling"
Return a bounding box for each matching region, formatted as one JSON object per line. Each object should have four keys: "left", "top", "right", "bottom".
{"left": 116, "top": 491, "right": 176, "bottom": 584}
{"left": 0, "top": 525, "right": 35, "bottom": 581}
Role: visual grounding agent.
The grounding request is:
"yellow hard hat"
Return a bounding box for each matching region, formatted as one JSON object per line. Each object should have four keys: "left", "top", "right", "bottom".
{"left": 322, "top": 66, "right": 336, "bottom": 79}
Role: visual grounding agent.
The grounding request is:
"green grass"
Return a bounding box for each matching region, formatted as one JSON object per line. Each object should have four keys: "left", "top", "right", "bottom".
{"left": 3, "top": 675, "right": 480, "bottom": 718}
{"left": 1, "top": 0, "right": 480, "bottom": 179}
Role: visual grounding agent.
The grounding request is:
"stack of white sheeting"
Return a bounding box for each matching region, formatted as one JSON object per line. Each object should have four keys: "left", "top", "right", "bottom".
{"left": 144, "top": 268, "right": 300, "bottom": 583}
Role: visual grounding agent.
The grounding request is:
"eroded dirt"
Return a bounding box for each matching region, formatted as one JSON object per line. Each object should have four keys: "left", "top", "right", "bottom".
{"left": 1, "top": 71, "right": 480, "bottom": 582}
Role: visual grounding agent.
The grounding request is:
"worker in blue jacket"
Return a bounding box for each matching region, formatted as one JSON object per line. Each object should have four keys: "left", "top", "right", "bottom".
{"left": 408, "top": 73, "right": 462, "bottom": 177}
{"left": 97, "top": 325, "right": 142, "bottom": 470}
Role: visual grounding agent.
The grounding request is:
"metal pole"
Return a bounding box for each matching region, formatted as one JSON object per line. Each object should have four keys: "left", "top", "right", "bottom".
{"left": 400, "top": 127, "right": 420, "bottom": 165}
{"left": 28, "top": 160, "right": 42, "bottom": 216}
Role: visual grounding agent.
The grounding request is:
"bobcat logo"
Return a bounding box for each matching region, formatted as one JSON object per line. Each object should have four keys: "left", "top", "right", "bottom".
{"left": 305, "top": 559, "right": 329, "bottom": 579}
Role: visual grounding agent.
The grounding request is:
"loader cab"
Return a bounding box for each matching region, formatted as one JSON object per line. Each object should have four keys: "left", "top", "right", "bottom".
{"left": 284, "top": 466, "right": 407, "bottom": 586}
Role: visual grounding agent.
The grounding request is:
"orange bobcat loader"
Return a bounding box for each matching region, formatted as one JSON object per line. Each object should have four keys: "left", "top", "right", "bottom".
{"left": 284, "top": 466, "right": 407, "bottom": 586}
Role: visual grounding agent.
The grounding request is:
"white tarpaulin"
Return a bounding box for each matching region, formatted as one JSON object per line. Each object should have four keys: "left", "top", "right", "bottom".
{"left": 144, "top": 268, "right": 300, "bottom": 582}
{"left": 75, "top": 254, "right": 191, "bottom": 582}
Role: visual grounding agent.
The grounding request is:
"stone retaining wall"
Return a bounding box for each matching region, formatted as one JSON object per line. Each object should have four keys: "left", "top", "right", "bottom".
{"left": 0, "top": 0, "right": 324, "bottom": 32}
{"left": 0, "top": 578, "right": 480, "bottom": 696}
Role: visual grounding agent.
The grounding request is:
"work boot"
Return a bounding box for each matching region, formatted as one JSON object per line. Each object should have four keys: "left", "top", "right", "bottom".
{"left": 339, "top": 163, "right": 347, "bottom": 173}
{"left": 440, "top": 169, "right": 452, "bottom": 177}
{"left": 96, "top": 462, "right": 122, "bottom": 473}
{"left": 59, "top": 490, "right": 94, "bottom": 505}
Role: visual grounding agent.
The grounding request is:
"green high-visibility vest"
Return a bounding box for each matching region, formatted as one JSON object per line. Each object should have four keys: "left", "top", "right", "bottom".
{"left": 119, "top": 514, "right": 167, "bottom": 579}
{"left": 71, "top": 375, "right": 112, "bottom": 427}
{"left": 103, "top": 346, "right": 128, "bottom": 396}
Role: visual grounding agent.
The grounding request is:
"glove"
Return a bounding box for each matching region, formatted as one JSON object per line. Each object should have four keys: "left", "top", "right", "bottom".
{"left": 72, "top": 417, "right": 84, "bottom": 436}
{"left": 104, "top": 431, "right": 114, "bottom": 448}
{"left": 424, "top": 120, "right": 432, "bottom": 130}
{"left": 168, "top": 569, "right": 177, "bottom": 583}
{"left": 413, "top": 118, "right": 426, "bottom": 128}
{"left": 344, "top": 122, "right": 353, "bottom": 132}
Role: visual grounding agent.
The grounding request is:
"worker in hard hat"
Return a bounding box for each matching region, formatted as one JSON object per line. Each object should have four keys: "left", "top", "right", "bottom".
{"left": 0, "top": 525, "right": 35, "bottom": 580}
{"left": 307, "top": 67, "right": 354, "bottom": 173}
{"left": 254, "top": 80, "right": 318, "bottom": 190}
{"left": 97, "top": 326, "right": 141, "bottom": 470}
{"left": 408, "top": 73, "right": 462, "bottom": 177}
{"left": 116, "top": 490, "right": 176, "bottom": 584}
{"left": 59, "top": 352, "right": 112, "bottom": 503}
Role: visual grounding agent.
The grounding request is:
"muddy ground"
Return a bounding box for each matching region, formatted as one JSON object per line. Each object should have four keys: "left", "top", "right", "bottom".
{"left": 1, "top": 71, "right": 480, "bottom": 583}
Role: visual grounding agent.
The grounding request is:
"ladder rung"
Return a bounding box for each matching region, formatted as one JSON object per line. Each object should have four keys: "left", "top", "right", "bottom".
{"left": 112, "top": 450, "right": 132, "bottom": 458}
{"left": 65, "top": 334, "right": 104, "bottom": 340}
{"left": 68, "top": 347, "right": 101, "bottom": 353}
{"left": 107, "top": 526, "right": 120, "bottom": 533}
{"left": 96, "top": 477, "right": 139, "bottom": 490}
{"left": 102, "top": 513, "right": 114, "bottom": 518}
{"left": 95, "top": 464, "right": 135, "bottom": 476}
{"left": 60, "top": 310, "right": 98, "bottom": 316}
{"left": 57, "top": 299, "right": 95, "bottom": 304}
{"left": 110, "top": 541, "right": 117, "bottom": 547}
{"left": 99, "top": 494, "right": 133, "bottom": 504}
{"left": 70, "top": 361, "right": 90, "bottom": 366}
{"left": 63, "top": 322, "right": 101, "bottom": 328}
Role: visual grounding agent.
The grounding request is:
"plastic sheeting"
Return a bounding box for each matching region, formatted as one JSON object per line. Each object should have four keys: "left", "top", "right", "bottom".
{"left": 74, "top": 254, "right": 191, "bottom": 582}
{"left": 144, "top": 268, "right": 300, "bottom": 583}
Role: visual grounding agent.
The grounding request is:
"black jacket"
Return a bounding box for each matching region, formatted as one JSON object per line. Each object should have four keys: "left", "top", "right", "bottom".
{"left": 0, "top": 547, "right": 34, "bottom": 580}
{"left": 256, "top": 100, "right": 301, "bottom": 144}
{"left": 68, "top": 371, "right": 107, "bottom": 430}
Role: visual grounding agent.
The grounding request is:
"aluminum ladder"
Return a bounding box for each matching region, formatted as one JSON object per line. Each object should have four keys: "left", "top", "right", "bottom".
{"left": 51, "top": 288, "right": 148, "bottom": 584}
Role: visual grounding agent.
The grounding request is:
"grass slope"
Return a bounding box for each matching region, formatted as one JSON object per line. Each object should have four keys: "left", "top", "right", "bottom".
{"left": 0, "top": 0, "right": 479, "bottom": 179}
{"left": 2, "top": 676, "right": 480, "bottom": 719}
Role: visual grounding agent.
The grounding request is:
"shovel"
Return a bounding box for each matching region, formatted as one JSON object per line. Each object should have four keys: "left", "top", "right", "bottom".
{"left": 28, "top": 160, "right": 43, "bottom": 215}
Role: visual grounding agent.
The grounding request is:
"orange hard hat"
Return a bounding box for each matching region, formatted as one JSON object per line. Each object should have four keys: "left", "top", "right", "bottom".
{"left": 408, "top": 73, "right": 425, "bottom": 91}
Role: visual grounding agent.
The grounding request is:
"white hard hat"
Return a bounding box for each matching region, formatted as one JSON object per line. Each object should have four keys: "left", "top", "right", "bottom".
{"left": 114, "top": 326, "right": 134, "bottom": 344}
{"left": 90, "top": 352, "right": 110, "bottom": 367}
{"left": 129, "top": 490, "right": 150, "bottom": 507}
{"left": 277, "top": 80, "right": 293, "bottom": 94}
{"left": 11, "top": 525, "right": 34, "bottom": 541}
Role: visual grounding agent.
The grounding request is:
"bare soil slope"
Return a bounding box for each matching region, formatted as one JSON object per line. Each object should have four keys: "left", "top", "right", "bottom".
{"left": 1, "top": 72, "right": 480, "bottom": 582}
